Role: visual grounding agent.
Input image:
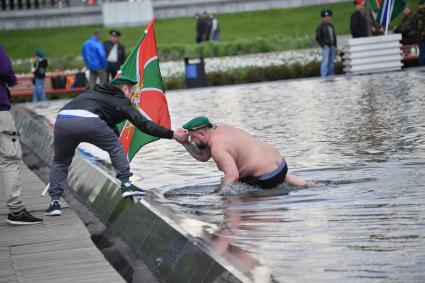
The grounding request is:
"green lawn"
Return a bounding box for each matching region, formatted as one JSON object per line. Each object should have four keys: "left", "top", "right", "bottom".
{"left": 1, "top": 0, "right": 416, "bottom": 62}
{"left": 1, "top": 2, "right": 352, "bottom": 60}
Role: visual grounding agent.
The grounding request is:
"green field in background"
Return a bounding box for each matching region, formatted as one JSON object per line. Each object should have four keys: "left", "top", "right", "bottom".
{"left": 0, "top": 0, "right": 416, "bottom": 62}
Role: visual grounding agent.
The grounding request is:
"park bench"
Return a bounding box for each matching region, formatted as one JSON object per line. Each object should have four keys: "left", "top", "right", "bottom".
{"left": 10, "top": 73, "right": 88, "bottom": 97}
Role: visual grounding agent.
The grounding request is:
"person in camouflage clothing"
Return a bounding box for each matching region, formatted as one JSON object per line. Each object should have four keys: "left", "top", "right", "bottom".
{"left": 394, "top": 5, "right": 417, "bottom": 45}
{"left": 413, "top": 0, "right": 425, "bottom": 65}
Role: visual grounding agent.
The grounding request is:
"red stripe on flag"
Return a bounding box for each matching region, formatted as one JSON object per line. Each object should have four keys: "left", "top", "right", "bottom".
{"left": 137, "top": 22, "right": 158, "bottom": 86}
{"left": 140, "top": 89, "right": 171, "bottom": 129}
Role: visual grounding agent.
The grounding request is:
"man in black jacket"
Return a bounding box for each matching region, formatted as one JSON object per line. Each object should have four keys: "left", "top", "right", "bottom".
{"left": 103, "top": 30, "right": 126, "bottom": 81}
{"left": 316, "top": 9, "right": 337, "bottom": 78}
{"left": 350, "top": 0, "right": 369, "bottom": 38}
{"left": 45, "top": 77, "right": 186, "bottom": 216}
{"left": 31, "top": 48, "right": 48, "bottom": 104}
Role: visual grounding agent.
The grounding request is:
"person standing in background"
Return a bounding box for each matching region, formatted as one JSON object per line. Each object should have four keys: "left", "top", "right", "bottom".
{"left": 82, "top": 30, "right": 107, "bottom": 89}
{"left": 210, "top": 14, "right": 221, "bottom": 41}
{"left": 202, "top": 11, "right": 212, "bottom": 41}
{"left": 413, "top": 0, "right": 425, "bottom": 65}
{"left": 316, "top": 9, "right": 337, "bottom": 78}
{"left": 103, "top": 30, "right": 126, "bottom": 82}
{"left": 0, "top": 44, "right": 43, "bottom": 225}
{"left": 366, "top": 8, "right": 384, "bottom": 36}
{"left": 195, "top": 13, "right": 203, "bottom": 43}
{"left": 31, "top": 48, "right": 48, "bottom": 105}
{"left": 394, "top": 4, "right": 416, "bottom": 45}
{"left": 351, "top": 0, "right": 369, "bottom": 38}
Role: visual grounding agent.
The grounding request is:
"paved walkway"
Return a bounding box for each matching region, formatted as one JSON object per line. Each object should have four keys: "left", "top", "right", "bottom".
{"left": 0, "top": 163, "right": 124, "bottom": 283}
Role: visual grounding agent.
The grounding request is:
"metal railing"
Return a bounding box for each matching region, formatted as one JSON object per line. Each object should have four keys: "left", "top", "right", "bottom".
{"left": 0, "top": 0, "right": 73, "bottom": 11}
{"left": 0, "top": 0, "right": 145, "bottom": 10}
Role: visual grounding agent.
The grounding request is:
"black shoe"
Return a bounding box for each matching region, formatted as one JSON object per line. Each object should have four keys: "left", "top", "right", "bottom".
{"left": 7, "top": 209, "right": 43, "bottom": 225}
{"left": 45, "top": 200, "right": 61, "bottom": 216}
{"left": 122, "top": 183, "right": 146, "bottom": 198}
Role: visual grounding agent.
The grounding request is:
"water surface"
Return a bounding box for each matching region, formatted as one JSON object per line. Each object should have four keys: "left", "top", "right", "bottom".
{"left": 32, "top": 70, "right": 425, "bottom": 282}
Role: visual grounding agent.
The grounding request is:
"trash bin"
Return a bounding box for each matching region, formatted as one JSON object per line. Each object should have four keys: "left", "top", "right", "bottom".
{"left": 184, "top": 57, "right": 207, "bottom": 88}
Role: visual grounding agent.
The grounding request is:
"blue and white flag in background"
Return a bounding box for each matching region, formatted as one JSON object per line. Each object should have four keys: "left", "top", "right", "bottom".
{"left": 377, "top": 0, "right": 406, "bottom": 34}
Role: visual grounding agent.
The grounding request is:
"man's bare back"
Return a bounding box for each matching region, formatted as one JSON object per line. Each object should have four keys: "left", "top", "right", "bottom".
{"left": 209, "top": 125, "right": 282, "bottom": 178}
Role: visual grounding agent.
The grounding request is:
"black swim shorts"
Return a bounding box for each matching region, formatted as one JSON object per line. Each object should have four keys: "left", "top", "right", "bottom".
{"left": 240, "top": 160, "right": 288, "bottom": 189}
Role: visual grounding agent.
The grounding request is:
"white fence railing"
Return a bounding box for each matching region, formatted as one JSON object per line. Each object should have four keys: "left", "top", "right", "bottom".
{"left": 343, "top": 34, "right": 403, "bottom": 75}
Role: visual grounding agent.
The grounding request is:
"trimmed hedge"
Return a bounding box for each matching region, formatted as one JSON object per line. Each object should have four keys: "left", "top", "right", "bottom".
{"left": 13, "top": 56, "right": 85, "bottom": 74}
{"left": 12, "top": 60, "right": 343, "bottom": 103}
{"left": 12, "top": 35, "right": 317, "bottom": 73}
{"left": 164, "top": 61, "right": 344, "bottom": 90}
{"left": 158, "top": 35, "right": 316, "bottom": 61}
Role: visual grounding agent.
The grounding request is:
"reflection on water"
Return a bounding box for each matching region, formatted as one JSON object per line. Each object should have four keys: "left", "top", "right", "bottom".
{"left": 30, "top": 70, "right": 425, "bottom": 282}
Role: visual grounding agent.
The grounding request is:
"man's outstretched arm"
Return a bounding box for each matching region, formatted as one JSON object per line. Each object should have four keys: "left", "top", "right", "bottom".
{"left": 285, "top": 174, "right": 316, "bottom": 187}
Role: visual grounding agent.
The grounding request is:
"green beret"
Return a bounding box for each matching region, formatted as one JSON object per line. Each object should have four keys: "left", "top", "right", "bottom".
{"left": 35, "top": 48, "right": 45, "bottom": 58}
{"left": 182, "top": 116, "right": 212, "bottom": 131}
{"left": 110, "top": 75, "right": 138, "bottom": 86}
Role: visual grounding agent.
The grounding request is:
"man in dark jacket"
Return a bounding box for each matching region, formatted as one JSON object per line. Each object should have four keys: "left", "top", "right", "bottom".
{"left": 196, "top": 13, "right": 206, "bottom": 43}
{"left": 0, "top": 44, "right": 43, "bottom": 225}
{"left": 316, "top": 9, "right": 337, "bottom": 78}
{"left": 394, "top": 5, "right": 416, "bottom": 45}
{"left": 31, "top": 48, "right": 48, "bottom": 104}
{"left": 351, "top": 0, "right": 369, "bottom": 38}
{"left": 45, "top": 77, "right": 186, "bottom": 216}
{"left": 103, "top": 30, "right": 126, "bottom": 81}
{"left": 202, "top": 11, "right": 212, "bottom": 41}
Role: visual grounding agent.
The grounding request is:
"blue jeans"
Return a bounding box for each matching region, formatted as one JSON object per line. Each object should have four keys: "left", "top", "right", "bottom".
{"left": 32, "top": 78, "right": 47, "bottom": 103}
{"left": 419, "top": 40, "right": 425, "bottom": 66}
{"left": 321, "top": 45, "right": 336, "bottom": 78}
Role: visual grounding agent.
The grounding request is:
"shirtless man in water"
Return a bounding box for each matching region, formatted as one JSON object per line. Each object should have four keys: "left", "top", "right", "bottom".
{"left": 177, "top": 116, "right": 315, "bottom": 192}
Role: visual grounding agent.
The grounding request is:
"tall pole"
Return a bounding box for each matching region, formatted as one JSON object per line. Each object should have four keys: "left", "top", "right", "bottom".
{"left": 384, "top": 0, "right": 392, "bottom": 35}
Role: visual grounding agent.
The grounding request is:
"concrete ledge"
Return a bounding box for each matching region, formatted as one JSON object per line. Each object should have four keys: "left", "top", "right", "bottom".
{"left": 11, "top": 105, "right": 248, "bottom": 283}
{"left": 0, "top": 6, "right": 102, "bottom": 30}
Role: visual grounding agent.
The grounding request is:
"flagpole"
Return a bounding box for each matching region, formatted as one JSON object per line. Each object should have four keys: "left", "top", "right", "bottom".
{"left": 384, "top": 0, "right": 392, "bottom": 35}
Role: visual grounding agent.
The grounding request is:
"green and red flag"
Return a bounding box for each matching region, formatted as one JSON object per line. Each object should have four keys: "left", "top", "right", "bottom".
{"left": 115, "top": 19, "right": 171, "bottom": 161}
{"left": 368, "top": 0, "right": 383, "bottom": 11}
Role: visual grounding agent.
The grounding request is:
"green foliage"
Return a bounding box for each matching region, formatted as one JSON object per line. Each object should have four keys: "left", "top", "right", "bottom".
{"left": 12, "top": 60, "right": 343, "bottom": 103}
{"left": 2, "top": 2, "right": 353, "bottom": 62}
{"left": 4, "top": 0, "right": 417, "bottom": 73}
{"left": 11, "top": 35, "right": 317, "bottom": 71}
{"left": 13, "top": 56, "right": 85, "bottom": 74}
{"left": 164, "top": 75, "right": 186, "bottom": 90}
{"left": 163, "top": 61, "right": 343, "bottom": 90}
{"left": 158, "top": 35, "right": 316, "bottom": 61}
